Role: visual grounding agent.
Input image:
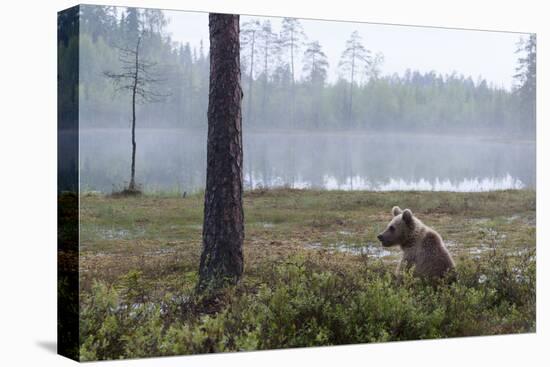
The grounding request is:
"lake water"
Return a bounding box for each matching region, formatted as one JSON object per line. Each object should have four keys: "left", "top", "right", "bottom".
{"left": 79, "top": 129, "right": 535, "bottom": 193}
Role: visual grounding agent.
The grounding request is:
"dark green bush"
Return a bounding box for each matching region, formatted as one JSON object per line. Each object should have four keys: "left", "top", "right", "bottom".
{"left": 79, "top": 251, "right": 535, "bottom": 361}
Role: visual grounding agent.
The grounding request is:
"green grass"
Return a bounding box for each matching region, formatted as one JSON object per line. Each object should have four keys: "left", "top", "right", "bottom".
{"left": 78, "top": 189, "right": 536, "bottom": 361}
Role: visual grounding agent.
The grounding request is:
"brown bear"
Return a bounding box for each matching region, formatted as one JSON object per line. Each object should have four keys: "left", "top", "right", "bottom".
{"left": 377, "top": 206, "right": 455, "bottom": 279}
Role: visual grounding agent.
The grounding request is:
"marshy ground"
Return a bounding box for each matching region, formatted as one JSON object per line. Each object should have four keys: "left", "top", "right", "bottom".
{"left": 77, "top": 189, "right": 536, "bottom": 360}
{"left": 80, "top": 189, "right": 535, "bottom": 289}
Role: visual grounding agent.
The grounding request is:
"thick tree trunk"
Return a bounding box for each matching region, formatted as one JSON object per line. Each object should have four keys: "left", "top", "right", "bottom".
{"left": 198, "top": 13, "right": 244, "bottom": 291}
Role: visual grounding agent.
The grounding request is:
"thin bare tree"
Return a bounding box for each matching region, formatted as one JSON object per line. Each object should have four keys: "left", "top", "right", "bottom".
{"left": 104, "top": 35, "right": 168, "bottom": 193}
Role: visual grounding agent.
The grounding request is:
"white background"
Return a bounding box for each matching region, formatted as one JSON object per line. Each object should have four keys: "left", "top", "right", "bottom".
{"left": 0, "top": 0, "right": 547, "bottom": 365}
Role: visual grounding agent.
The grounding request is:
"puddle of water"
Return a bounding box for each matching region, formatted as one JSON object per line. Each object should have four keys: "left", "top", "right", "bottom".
{"left": 305, "top": 241, "right": 392, "bottom": 258}
{"left": 305, "top": 238, "right": 533, "bottom": 263}
{"left": 472, "top": 218, "right": 491, "bottom": 224}
{"left": 82, "top": 190, "right": 104, "bottom": 197}
{"left": 509, "top": 248, "right": 536, "bottom": 262}
{"left": 511, "top": 248, "right": 530, "bottom": 256}
{"left": 445, "top": 240, "right": 458, "bottom": 248}
{"left": 145, "top": 248, "right": 176, "bottom": 256}
{"left": 506, "top": 215, "right": 536, "bottom": 228}
{"left": 468, "top": 245, "right": 493, "bottom": 255}
{"left": 98, "top": 227, "right": 145, "bottom": 240}
{"left": 464, "top": 243, "right": 535, "bottom": 262}
{"left": 305, "top": 242, "right": 323, "bottom": 249}
{"left": 507, "top": 214, "right": 521, "bottom": 223}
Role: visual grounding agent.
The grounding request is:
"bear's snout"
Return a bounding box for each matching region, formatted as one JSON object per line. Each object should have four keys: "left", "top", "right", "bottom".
{"left": 377, "top": 234, "right": 384, "bottom": 241}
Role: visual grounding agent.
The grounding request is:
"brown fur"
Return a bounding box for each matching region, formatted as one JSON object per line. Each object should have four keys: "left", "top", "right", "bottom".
{"left": 377, "top": 206, "right": 455, "bottom": 279}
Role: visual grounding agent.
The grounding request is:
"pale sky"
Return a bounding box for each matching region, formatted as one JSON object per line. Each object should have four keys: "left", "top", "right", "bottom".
{"left": 164, "top": 9, "right": 527, "bottom": 90}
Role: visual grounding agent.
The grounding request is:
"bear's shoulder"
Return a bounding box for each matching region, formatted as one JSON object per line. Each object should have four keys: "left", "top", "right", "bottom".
{"left": 421, "top": 229, "right": 443, "bottom": 249}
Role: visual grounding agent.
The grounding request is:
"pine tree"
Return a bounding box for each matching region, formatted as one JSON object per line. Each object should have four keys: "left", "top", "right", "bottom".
{"left": 303, "top": 41, "right": 329, "bottom": 127}
{"left": 257, "top": 20, "right": 279, "bottom": 124}
{"left": 241, "top": 19, "right": 262, "bottom": 126}
{"left": 198, "top": 13, "right": 244, "bottom": 291}
{"left": 513, "top": 34, "right": 536, "bottom": 132}
{"left": 280, "top": 18, "right": 306, "bottom": 129}
{"left": 303, "top": 41, "right": 329, "bottom": 84}
{"left": 124, "top": 7, "right": 141, "bottom": 44}
{"left": 339, "top": 31, "right": 371, "bottom": 127}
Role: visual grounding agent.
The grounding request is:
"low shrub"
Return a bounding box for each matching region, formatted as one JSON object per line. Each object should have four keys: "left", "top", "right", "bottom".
{"left": 79, "top": 250, "right": 535, "bottom": 361}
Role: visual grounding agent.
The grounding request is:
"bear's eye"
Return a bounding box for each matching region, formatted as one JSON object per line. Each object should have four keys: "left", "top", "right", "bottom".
{"left": 389, "top": 225, "right": 395, "bottom": 232}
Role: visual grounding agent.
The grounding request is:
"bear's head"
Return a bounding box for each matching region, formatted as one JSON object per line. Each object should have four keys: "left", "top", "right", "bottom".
{"left": 377, "top": 206, "right": 415, "bottom": 247}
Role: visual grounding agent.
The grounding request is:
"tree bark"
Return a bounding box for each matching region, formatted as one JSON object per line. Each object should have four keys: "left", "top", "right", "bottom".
{"left": 198, "top": 13, "right": 244, "bottom": 291}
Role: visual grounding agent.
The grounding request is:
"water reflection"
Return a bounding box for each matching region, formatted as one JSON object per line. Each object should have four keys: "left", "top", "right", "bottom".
{"left": 257, "top": 174, "right": 526, "bottom": 192}
{"left": 79, "top": 129, "right": 535, "bottom": 193}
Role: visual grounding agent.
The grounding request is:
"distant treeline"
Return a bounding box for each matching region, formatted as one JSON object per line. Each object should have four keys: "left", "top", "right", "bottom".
{"left": 59, "top": 5, "right": 536, "bottom": 136}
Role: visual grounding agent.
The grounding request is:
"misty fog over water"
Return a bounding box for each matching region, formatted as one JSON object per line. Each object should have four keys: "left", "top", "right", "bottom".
{"left": 79, "top": 128, "right": 535, "bottom": 193}
{"left": 59, "top": 6, "right": 536, "bottom": 195}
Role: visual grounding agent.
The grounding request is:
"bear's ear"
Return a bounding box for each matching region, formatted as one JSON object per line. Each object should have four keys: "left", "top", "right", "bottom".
{"left": 392, "top": 206, "right": 402, "bottom": 216}
{"left": 402, "top": 209, "right": 413, "bottom": 225}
